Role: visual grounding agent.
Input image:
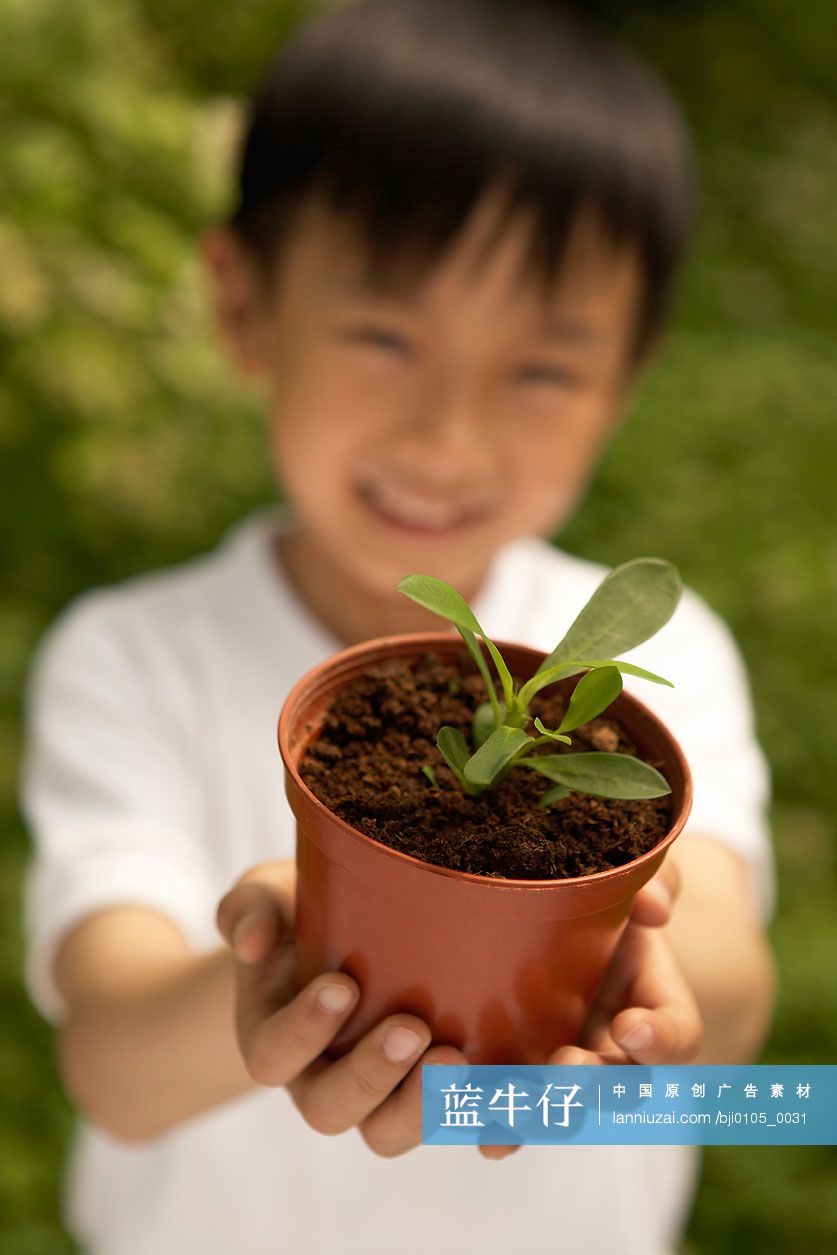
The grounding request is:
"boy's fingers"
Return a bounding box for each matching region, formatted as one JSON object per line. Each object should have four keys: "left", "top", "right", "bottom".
{"left": 216, "top": 874, "right": 296, "bottom": 964}
{"left": 607, "top": 929, "right": 703, "bottom": 1064}
{"left": 237, "top": 967, "right": 361, "bottom": 1086}
{"left": 578, "top": 920, "right": 703, "bottom": 1066}
{"left": 465, "top": 1046, "right": 615, "bottom": 1160}
{"left": 217, "top": 861, "right": 370, "bottom": 1093}
{"left": 630, "top": 858, "right": 682, "bottom": 928}
{"left": 357, "top": 1045, "right": 468, "bottom": 1158}
{"left": 548, "top": 1045, "right": 606, "bottom": 1066}
{"left": 360, "top": 1048, "right": 604, "bottom": 1162}
{"left": 612, "top": 998, "right": 703, "bottom": 1065}
{"left": 478, "top": 1144, "right": 520, "bottom": 1160}
{"left": 287, "top": 1014, "right": 433, "bottom": 1137}
{"left": 475, "top": 1046, "right": 606, "bottom": 1160}
{"left": 216, "top": 859, "right": 297, "bottom": 950}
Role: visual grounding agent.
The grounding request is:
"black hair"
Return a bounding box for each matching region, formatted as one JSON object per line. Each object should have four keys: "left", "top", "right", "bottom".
{"left": 230, "top": 0, "right": 698, "bottom": 359}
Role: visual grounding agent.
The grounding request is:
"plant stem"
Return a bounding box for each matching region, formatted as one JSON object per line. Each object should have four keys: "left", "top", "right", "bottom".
{"left": 458, "top": 627, "right": 502, "bottom": 726}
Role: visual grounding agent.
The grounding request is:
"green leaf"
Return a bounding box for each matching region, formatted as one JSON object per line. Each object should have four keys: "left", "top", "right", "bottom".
{"left": 437, "top": 725, "right": 471, "bottom": 774}
{"left": 537, "top": 783, "right": 570, "bottom": 808}
{"left": 436, "top": 726, "right": 483, "bottom": 797}
{"left": 397, "top": 574, "right": 482, "bottom": 634}
{"left": 536, "top": 558, "right": 682, "bottom": 677}
{"left": 532, "top": 716, "right": 572, "bottom": 745}
{"left": 472, "top": 699, "right": 504, "bottom": 748}
{"left": 517, "top": 656, "right": 673, "bottom": 708}
{"left": 521, "top": 752, "right": 672, "bottom": 799}
{"left": 516, "top": 660, "right": 589, "bottom": 706}
{"left": 516, "top": 658, "right": 612, "bottom": 708}
{"left": 463, "top": 725, "right": 534, "bottom": 788}
{"left": 557, "top": 666, "right": 623, "bottom": 733}
{"left": 397, "top": 573, "right": 515, "bottom": 710}
{"left": 422, "top": 764, "right": 440, "bottom": 789}
{"left": 580, "top": 659, "right": 674, "bottom": 688}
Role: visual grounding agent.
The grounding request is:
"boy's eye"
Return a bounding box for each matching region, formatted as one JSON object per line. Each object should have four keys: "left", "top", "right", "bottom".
{"left": 346, "top": 326, "right": 413, "bottom": 357}
{"left": 516, "top": 363, "right": 581, "bottom": 388}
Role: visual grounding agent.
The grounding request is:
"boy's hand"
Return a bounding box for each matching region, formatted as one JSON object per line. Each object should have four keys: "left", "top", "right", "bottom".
{"left": 217, "top": 858, "right": 698, "bottom": 1163}
{"left": 482, "top": 858, "right": 702, "bottom": 1161}
{"left": 216, "top": 860, "right": 472, "bottom": 1159}
{"left": 575, "top": 854, "right": 703, "bottom": 1063}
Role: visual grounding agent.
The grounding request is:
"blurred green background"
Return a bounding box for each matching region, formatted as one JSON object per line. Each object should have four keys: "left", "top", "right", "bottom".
{"left": 1, "top": 0, "right": 835, "bottom": 1250}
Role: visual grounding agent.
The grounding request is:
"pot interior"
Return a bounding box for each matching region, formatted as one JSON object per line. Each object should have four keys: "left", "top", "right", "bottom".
{"left": 280, "top": 632, "right": 690, "bottom": 821}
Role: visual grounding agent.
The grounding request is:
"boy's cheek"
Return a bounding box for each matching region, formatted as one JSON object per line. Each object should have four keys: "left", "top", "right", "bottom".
{"left": 501, "top": 481, "right": 582, "bottom": 544}
{"left": 266, "top": 394, "right": 366, "bottom": 479}
{"left": 496, "top": 435, "right": 603, "bottom": 534}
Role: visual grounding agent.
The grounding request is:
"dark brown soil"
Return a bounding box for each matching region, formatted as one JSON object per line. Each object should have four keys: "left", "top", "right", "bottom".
{"left": 299, "top": 650, "right": 672, "bottom": 880}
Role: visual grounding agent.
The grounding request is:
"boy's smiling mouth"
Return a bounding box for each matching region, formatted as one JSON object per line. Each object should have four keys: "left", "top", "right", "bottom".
{"left": 355, "top": 478, "right": 493, "bottom": 536}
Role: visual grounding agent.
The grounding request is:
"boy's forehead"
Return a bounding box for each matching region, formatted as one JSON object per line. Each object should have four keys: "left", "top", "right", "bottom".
{"left": 289, "top": 194, "right": 641, "bottom": 333}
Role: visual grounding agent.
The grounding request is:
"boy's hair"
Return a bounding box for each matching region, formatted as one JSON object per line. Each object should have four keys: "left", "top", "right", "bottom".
{"left": 229, "top": 0, "right": 697, "bottom": 358}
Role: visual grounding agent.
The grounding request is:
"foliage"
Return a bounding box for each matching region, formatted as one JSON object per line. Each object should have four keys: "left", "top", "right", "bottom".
{"left": 398, "top": 561, "right": 679, "bottom": 802}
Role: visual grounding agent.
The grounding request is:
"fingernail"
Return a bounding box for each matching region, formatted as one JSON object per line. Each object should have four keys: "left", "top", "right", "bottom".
{"left": 618, "top": 1021, "right": 654, "bottom": 1052}
{"left": 383, "top": 1027, "right": 423, "bottom": 1063}
{"left": 232, "top": 911, "right": 270, "bottom": 955}
{"left": 316, "top": 983, "right": 355, "bottom": 1014}
{"left": 551, "top": 1046, "right": 592, "bottom": 1067}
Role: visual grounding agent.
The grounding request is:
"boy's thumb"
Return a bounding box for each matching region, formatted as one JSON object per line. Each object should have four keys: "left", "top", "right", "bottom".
{"left": 216, "top": 881, "right": 291, "bottom": 963}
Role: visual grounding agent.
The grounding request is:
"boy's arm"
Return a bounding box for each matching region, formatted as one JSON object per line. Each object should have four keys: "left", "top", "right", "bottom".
{"left": 53, "top": 907, "right": 258, "bottom": 1141}
{"left": 27, "top": 604, "right": 465, "bottom": 1148}
{"left": 52, "top": 837, "right": 776, "bottom": 1144}
{"left": 664, "top": 834, "right": 778, "bottom": 1064}
{"left": 51, "top": 861, "right": 462, "bottom": 1147}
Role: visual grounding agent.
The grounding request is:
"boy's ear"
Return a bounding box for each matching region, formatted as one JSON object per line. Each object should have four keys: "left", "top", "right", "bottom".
{"left": 201, "top": 227, "right": 270, "bottom": 378}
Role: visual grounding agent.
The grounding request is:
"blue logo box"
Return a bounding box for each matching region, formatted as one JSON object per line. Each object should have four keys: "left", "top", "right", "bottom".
{"left": 421, "top": 1065, "right": 837, "bottom": 1146}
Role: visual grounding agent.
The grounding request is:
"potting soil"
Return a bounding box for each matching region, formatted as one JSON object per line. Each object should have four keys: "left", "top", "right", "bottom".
{"left": 299, "top": 651, "right": 671, "bottom": 879}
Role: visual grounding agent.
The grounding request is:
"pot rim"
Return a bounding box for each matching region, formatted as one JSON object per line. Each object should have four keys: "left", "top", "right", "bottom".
{"left": 278, "top": 630, "right": 693, "bottom": 890}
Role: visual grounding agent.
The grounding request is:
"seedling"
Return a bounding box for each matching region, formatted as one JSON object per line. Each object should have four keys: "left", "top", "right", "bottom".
{"left": 397, "top": 558, "right": 681, "bottom": 806}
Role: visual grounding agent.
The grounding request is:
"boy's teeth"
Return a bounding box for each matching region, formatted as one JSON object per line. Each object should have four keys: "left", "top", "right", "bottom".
{"left": 364, "top": 481, "right": 475, "bottom": 529}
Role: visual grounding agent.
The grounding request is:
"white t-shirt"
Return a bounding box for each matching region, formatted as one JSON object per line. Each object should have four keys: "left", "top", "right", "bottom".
{"left": 20, "top": 503, "right": 776, "bottom": 1255}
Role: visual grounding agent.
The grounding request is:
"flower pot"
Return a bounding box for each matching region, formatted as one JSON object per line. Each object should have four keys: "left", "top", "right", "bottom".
{"left": 278, "top": 631, "right": 692, "bottom": 1065}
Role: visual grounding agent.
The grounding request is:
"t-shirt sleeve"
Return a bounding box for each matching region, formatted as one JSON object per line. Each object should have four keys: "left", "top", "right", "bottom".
{"left": 622, "top": 586, "right": 777, "bottom": 927}
{"left": 20, "top": 591, "right": 221, "bottom": 1025}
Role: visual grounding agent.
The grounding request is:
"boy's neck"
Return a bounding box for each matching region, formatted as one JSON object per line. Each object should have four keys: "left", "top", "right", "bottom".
{"left": 272, "top": 525, "right": 489, "bottom": 648}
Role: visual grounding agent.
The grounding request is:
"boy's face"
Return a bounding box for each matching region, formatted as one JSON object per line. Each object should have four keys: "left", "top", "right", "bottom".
{"left": 210, "top": 187, "right": 645, "bottom": 605}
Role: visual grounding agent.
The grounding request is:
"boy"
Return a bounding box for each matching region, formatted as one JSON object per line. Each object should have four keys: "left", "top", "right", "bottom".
{"left": 21, "top": 2, "right": 777, "bottom": 1252}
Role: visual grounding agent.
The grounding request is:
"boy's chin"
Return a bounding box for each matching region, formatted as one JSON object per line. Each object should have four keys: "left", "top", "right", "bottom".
{"left": 341, "top": 539, "right": 496, "bottom": 608}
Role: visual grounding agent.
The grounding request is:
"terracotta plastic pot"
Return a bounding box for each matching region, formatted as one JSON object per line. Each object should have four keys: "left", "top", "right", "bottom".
{"left": 278, "top": 632, "right": 692, "bottom": 1066}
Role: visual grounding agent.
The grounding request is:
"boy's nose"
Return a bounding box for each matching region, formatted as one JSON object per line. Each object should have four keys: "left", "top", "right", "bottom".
{"left": 397, "top": 386, "right": 497, "bottom": 486}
